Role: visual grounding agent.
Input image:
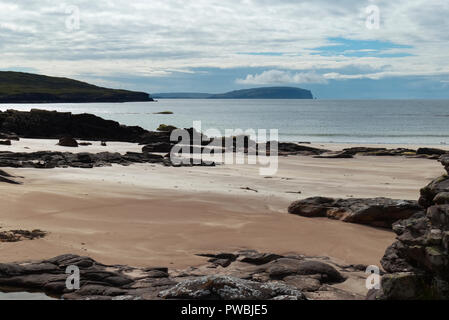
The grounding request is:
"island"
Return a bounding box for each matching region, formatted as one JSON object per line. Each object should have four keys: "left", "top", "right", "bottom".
{"left": 152, "top": 86, "right": 314, "bottom": 99}
{"left": 0, "top": 71, "right": 154, "bottom": 103}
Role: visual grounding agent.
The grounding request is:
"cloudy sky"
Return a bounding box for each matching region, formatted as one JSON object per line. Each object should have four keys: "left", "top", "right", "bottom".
{"left": 1, "top": 0, "right": 449, "bottom": 98}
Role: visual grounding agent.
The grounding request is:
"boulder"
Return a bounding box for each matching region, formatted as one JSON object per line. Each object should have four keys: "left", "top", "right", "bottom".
{"left": 289, "top": 197, "right": 422, "bottom": 228}
{"left": 158, "top": 275, "right": 306, "bottom": 300}
{"left": 266, "top": 258, "right": 345, "bottom": 283}
{"left": 58, "top": 137, "right": 78, "bottom": 147}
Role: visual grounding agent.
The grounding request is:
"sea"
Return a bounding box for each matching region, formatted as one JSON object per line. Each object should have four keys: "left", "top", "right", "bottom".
{"left": 1, "top": 99, "right": 448, "bottom": 145}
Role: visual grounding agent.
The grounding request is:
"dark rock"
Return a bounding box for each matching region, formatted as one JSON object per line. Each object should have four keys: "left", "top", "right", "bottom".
{"left": 0, "top": 132, "right": 19, "bottom": 140}
{"left": 341, "top": 147, "right": 417, "bottom": 157}
{"left": 0, "top": 140, "right": 11, "bottom": 145}
{"left": 158, "top": 275, "right": 306, "bottom": 300}
{"left": 267, "top": 258, "right": 345, "bottom": 283}
{"left": 239, "top": 252, "right": 283, "bottom": 265}
{"left": 434, "top": 192, "right": 449, "bottom": 205}
{"left": 283, "top": 275, "right": 322, "bottom": 292}
{"left": 289, "top": 197, "right": 421, "bottom": 229}
{"left": 78, "top": 142, "right": 92, "bottom": 146}
{"left": 0, "top": 150, "right": 208, "bottom": 169}
{"left": 441, "top": 155, "right": 449, "bottom": 175}
{"left": 288, "top": 197, "right": 336, "bottom": 218}
{"left": 142, "top": 142, "right": 174, "bottom": 153}
{"left": 0, "top": 109, "right": 148, "bottom": 142}
{"left": 419, "top": 175, "right": 449, "bottom": 208}
{"left": 276, "top": 143, "right": 329, "bottom": 155}
{"left": 417, "top": 148, "right": 448, "bottom": 156}
{"left": 375, "top": 159, "right": 449, "bottom": 300}
{"left": 58, "top": 137, "right": 78, "bottom": 147}
{"left": 0, "top": 229, "right": 46, "bottom": 242}
{"left": 0, "top": 250, "right": 366, "bottom": 301}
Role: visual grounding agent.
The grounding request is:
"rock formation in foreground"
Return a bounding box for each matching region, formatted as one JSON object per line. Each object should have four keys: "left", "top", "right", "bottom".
{"left": 288, "top": 197, "right": 422, "bottom": 229}
{"left": 370, "top": 155, "right": 449, "bottom": 299}
{"left": 0, "top": 151, "right": 215, "bottom": 169}
{"left": 0, "top": 250, "right": 368, "bottom": 300}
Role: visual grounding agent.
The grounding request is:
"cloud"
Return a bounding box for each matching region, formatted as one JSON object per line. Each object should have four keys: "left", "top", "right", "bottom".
{"left": 236, "top": 70, "right": 328, "bottom": 85}
{"left": 0, "top": 0, "right": 448, "bottom": 91}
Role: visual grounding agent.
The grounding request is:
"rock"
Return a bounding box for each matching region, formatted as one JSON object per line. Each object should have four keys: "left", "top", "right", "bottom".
{"left": 0, "top": 150, "right": 207, "bottom": 169}
{"left": 0, "top": 109, "right": 147, "bottom": 142}
{"left": 239, "top": 252, "right": 283, "bottom": 265}
{"left": 0, "top": 140, "right": 11, "bottom": 145}
{"left": 267, "top": 258, "right": 345, "bottom": 283}
{"left": 417, "top": 148, "right": 448, "bottom": 156}
{"left": 275, "top": 143, "right": 329, "bottom": 155}
{"left": 434, "top": 192, "right": 449, "bottom": 205}
{"left": 283, "top": 275, "right": 322, "bottom": 292}
{"left": 374, "top": 158, "right": 449, "bottom": 300}
{"left": 0, "top": 132, "right": 19, "bottom": 140}
{"left": 289, "top": 197, "right": 422, "bottom": 229}
{"left": 0, "top": 229, "right": 46, "bottom": 242}
{"left": 142, "top": 142, "right": 174, "bottom": 153}
{"left": 341, "top": 147, "right": 417, "bottom": 157}
{"left": 419, "top": 175, "right": 449, "bottom": 208}
{"left": 78, "top": 142, "right": 92, "bottom": 146}
{"left": 0, "top": 250, "right": 366, "bottom": 300}
{"left": 58, "top": 137, "right": 78, "bottom": 147}
{"left": 157, "top": 124, "right": 177, "bottom": 132}
{"left": 314, "top": 152, "right": 354, "bottom": 159}
{"left": 441, "top": 155, "right": 449, "bottom": 175}
{"left": 158, "top": 275, "right": 306, "bottom": 300}
{"left": 288, "top": 197, "right": 335, "bottom": 218}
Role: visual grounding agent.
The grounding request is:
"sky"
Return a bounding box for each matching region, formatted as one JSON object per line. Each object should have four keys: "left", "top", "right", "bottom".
{"left": 1, "top": 0, "right": 449, "bottom": 98}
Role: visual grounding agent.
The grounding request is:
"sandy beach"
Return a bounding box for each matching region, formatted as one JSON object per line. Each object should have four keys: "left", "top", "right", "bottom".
{"left": 1, "top": 139, "right": 447, "bottom": 270}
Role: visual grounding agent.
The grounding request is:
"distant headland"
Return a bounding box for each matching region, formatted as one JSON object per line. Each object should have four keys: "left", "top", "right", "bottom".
{"left": 0, "top": 71, "right": 153, "bottom": 103}
{"left": 152, "top": 87, "right": 314, "bottom": 99}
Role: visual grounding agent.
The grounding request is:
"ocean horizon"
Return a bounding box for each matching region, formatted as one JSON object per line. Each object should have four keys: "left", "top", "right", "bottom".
{"left": 1, "top": 99, "right": 448, "bottom": 145}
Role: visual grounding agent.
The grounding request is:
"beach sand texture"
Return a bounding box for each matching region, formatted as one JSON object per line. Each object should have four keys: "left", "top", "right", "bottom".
{"left": 0, "top": 140, "right": 447, "bottom": 268}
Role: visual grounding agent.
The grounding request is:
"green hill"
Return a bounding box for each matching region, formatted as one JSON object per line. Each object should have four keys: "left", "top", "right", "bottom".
{"left": 0, "top": 71, "right": 153, "bottom": 103}
{"left": 153, "top": 87, "right": 314, "bottom": 99}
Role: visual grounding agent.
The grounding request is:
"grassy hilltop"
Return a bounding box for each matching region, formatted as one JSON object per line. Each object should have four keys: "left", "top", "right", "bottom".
{"left": 0, "top": 71, "right": 153, "bottom": 103}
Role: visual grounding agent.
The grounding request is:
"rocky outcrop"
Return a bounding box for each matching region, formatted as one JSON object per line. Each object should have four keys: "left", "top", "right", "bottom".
{"left": 370, "top": 156, "right": 449, "bottom": 300}
{"left": 0, "top": 151, "right": 215, "bottom": 169}
{"left": 288, "top": 197, "right": 422, "bottom": 229}
{"left": 0, "top": 229, "right": 46, "bottom": 242}
{"left": 417, "top": 148, "right": 448, "bottom": 156}
{"left": 0, "top": 250, "right": 364, "bottom": 300}
{"left": 0, "top": 109, "right": 148, "bottom": 142}
{"left": 159, "top": 275, "right": 306, "bottom": 300}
